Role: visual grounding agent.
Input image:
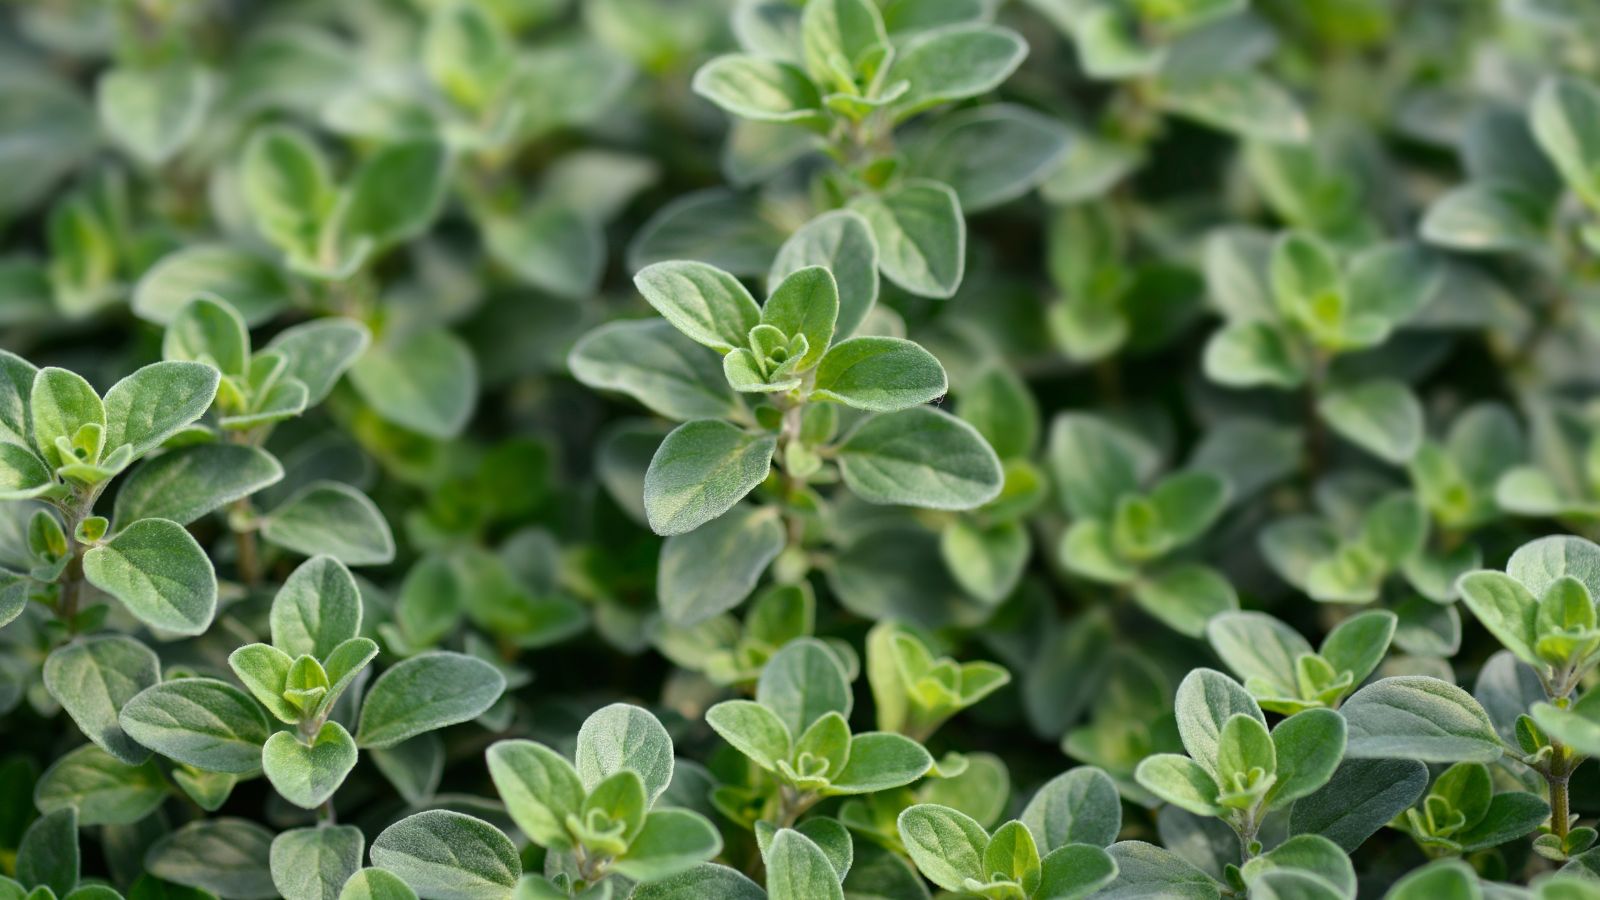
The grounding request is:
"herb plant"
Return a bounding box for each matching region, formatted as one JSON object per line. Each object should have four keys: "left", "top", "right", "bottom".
{"left": 9, "top": 1, "right": 1600, "bottom": 898}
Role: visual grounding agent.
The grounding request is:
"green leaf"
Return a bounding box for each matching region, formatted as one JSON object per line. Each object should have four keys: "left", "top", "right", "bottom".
{"left": 706, "top": 700, "right": 792, "bottom": 771}
{"left": 612, "top": 809, "right": 725, "bottom": 882}
{"left": 1454, "top": 791, "right": 1551, "bottom": 852}
{"left": 837, "top": 407, "right": 1002, "bottom": 509}
{"left": 42, "top": 635, "right": 160, "bottom": 765}
{"left": 800, "top": 0, "right": 887, "bottom": 89}
{"left": 270, "top": 826, "right": 364, "bottom": 900}
{"left": 34, "top": 744, "right": 165, "bottom": 826}
{"left": 1531, "top": 76, "right": 1600, "bottom": 210}
{"left": 761, "top": 266, "right": 838, "bottom": 372}
{"left": 1341, "top": 676, "right": 1503, "bottom": 763}
{"left": 568, "top": 320, "right": 740, "bottom": 422}
{"left": 318, "top": 638, "right": 378, "bottom": 721}
{"left": 1420, "top": 183, "right": 1551, "bottom": 254}
{"left": 940, "top": 518, "right": 1029, "bottom": 604}
{"left": 338, "top": 869, "right": 418, "bottom": 900}
{"left": 333, "top": 141, "right": 451, "bottom": 254}
{"left": 271, "top": 555, "right": 363, "bottom": 660}
{"left": 31, "top": 367, "right": 103, "bottom": 470}
{"left": 119, "top": 678, "right": 271, "bottom": 774}
{"left": 18, "top": 808, "right": 78, "bottom": 897}
{"left": 355, "top": 651, "right": 506, "bottom": 748}
{"left": 1132, "top": 564, "right": 1239, "bottom": 638}
{"left": 1157, "top": 71, "right": 1309, "bottom": 144}
{"left": 628, "top": 188, "right": 787, "bottom": 277}
{"left": 146, "top": 819, "right": 276, "bottom": 900}
{"left": 850, "top": 180, "right": 965, "bottom": 298}
{"left": 349, "top": 328, "right": 477, "bottom": 439}
{"left": 1321, "top": 610, "right": 1399, "bottom": 687}
{"left": 887, "top": 25, "right": 1027, "bottom": 120}
{"left": 423, "top": 1, "right": 512, "bottom": 110}
{"left": 485, "top": 739, "right": 585, "bottom": 850}
{"left": 691, "top": 56, "right": 825, "bottom": 126}
{"left": 629, "top": 864, "right": 764, "bottom": 900}
{"left": 897, "top": 804, "right": 987, "bottom": 891}
{"left": 643, "top": 420, "right": 777, "bottom": 536}
{"left": 0, "top": 350, "right": 36, "bottom": 447}
{"left": 1382, "top": 860, "right": 1478, "bottom": 900}
{"left": 102, "top": 362, "right": 221, "bottom": 459}
{"left": 766, "top": 828, "right": 844, "bottom": 900}
{"left": 909, "top": 104, "right": 1071, "bottom": 213}
{"left": 1457, "top": 571, "right": 1540, "bottom": 668}
{"left": 1135, "top": 754, "right": 1222, "bottom": 816}
{"left": 262, "top": 722, "right": 357, "bottom": 810}
{"left": 827, "top": 732, "right": 933, "bottom": 794}
{"left": 633, "top": 261, "right": 764, "bottom": 353}
{"left": 0, "top": 68, "right": 98, "bottom": 223}
{"left": 1531, "top": 689, "right": 1600, "bottom": 756}
{"left": 1241, "top": 834, "right": 1355, "bottom": 898}
{"left": 770, "top": 210, "right": 880, "bottom": 340}
{"left": 1288, "top": 758, "right": 1429, "bottom": 852}
{"left": 163, "top": 296, "right": 248, "bottom": 376}
{"left": 132, "top": 244, "right": 291, "bottom": 326}
{"left": 758, "top": 639, "right": 854, "bottom": 737}
{"left": 482, "top": 201, "right": 605, "bottom": 301}
{"left": 1046, "top": 413, "right": 1157, "bottom": 519}
{"left": 1174, "top": 668, "right": 1265, "bottom": 776}
{"left": 1100, "top": 841, "right": 1221, "bottom": 898}
{"left": 1203, "top": 320, "right": 1308, "bottom": 389}
{"left": 1267, "top": 708, "right": 1346, "bottom": 808}
{"left": 658, "top": 502, "right": 786, "bottom": 625}
{"left": 369, "top": 811, "right": 520, "bottom": 900}
{"left": 113, "top": 444, "right": 283, "bottom": 527}
{"left": 265, "top": 318, "right": 371, "bottom": 406}
{"left": 97, "top": 61, "right": 211, "bottom": 167}
{"left": 83, "top": 518, "right": 217, "bottom": 636}
{"left": 1507, "top": 535, "right": 1600, "bottom": 598}
{"left": 575, "top": 702, "right": 675, "bottom": 803}
{"left": 811, "top": 337, "right": 947, "bottom": 412}
{"left": 227, "top": 643, "right": 298, "bottom": 724}
{"left": 1318, "top": 379, "right": 1424, "bottom": 465}
{"left": 1021, "top": 767, "right": 1123, "bottom": 851}
{"left": 261, "top": 482, "right": 395, "bottom": 566}
{"left": 1205, "top": 611, "right": 1311, "bottom": 703}
{"left": 984, "top": 820, "right": 1042, "bottom": 892}
{"left": 1037, "top": 844, "right": 1118, "bottom": 900}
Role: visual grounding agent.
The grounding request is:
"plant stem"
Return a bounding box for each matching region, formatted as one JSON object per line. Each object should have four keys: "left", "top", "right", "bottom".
{"left": 775, "top": 785, "right": 817, "bottom": 828}
{"left": 1302, "top": 351, "right": 1329, "bottom": 477}
{"left": 232, "top": 496, "right": 261, "bottom": 588}
{"left": 1550, "top": 762, "right": 1571, "bottom": 847}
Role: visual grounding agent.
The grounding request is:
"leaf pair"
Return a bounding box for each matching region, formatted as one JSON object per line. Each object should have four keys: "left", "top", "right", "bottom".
{"left": 241, "top": 126, "right": 450, "bottom": 279}
{"left": 707, "top": 639, "right": 932, "bottom": 797}
{"left": 865, "top": 622, "right": 1009, "bottom": 740}
{"left": 1135, "top": 669, "right": 1346, "bottom": 821}
{"left": 487, "top": 703, "right": 721, "bottom": 886}
{"left": 164, "top": 294, "right": 369, "bottom": 432}
{"left": 1207, "top": 609, "right": 1396, "bottom": 713}
{"left": 898, "top": 804, "right": 1116, "bottom": 900}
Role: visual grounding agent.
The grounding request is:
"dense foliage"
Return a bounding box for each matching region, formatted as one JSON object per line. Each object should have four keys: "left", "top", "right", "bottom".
{"left": 6, "top": 0, "right": 1600, "bottom": 897}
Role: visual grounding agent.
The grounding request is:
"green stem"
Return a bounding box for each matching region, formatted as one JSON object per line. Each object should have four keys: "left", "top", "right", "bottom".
{"left": 232, "top": 497, "right": 261, "bottom": 589}
{"left": 1550, "top": 758, "right": 1571, "bottom": 847}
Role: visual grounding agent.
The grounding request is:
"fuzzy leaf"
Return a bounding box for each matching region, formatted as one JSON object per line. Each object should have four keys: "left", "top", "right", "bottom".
{"left": 270, "top": 826, "right": 364, "bottom": 900}
{"left": 355, "top": 652, "right": 506, "bottom": 748}
{"left": 643, "top": 420, "right": 777, "bottom": 536}
{"left": 84, "top": 518, "right": 217, "bottom": 636}
{"left": 119, "top": 678, "right": 271, "bottom": 774}
{"left": 369, "top": 811, "right": 520, "bottom": 900}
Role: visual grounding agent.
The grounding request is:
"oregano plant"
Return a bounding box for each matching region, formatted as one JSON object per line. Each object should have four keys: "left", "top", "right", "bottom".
{"left": 9, "top": 1, "right": 1600, "bottom": 898}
